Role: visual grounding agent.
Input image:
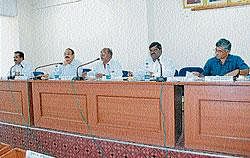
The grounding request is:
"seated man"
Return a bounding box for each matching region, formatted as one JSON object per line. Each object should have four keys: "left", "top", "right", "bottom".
{"left": 92, "top": 48, "right": 122, "bottom": 79}
{"left": 51, "top": 48, "right": 83, "bottom": 79}
{"left": 146, "top": 42, "right": 176, "bottom": 77}
{"left": 8, "top": 51, "right": 33, "bottom": 79}
{"left": 197, "top": 38, "right": 249, "bottom": 77}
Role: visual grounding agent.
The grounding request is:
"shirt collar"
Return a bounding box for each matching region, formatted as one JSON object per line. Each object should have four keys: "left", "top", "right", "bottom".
{"left": 153, "top": 56, "right": 162, "bottom": 62}
{"left": 216, "top": 54, "right": 232, "bottom": 64}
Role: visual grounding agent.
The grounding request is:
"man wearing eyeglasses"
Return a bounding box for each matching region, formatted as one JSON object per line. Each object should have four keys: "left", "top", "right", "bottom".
{"left": 199, "top": 38, "right": 249, "bottom": 76}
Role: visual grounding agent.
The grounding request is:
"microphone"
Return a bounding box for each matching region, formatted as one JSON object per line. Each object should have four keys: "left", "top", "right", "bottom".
{"left": 156, "top": 59, "right": 166, "bottom": 82}
{"left": 8, "top": 64, "right": 16, "bottom": 80}
{"left": 72, "top": 58, "right": 100, "bottom": 80}
{"left": 34, "top": 62, "right": 63, "bottom": 80}
{"left": 34, "top": 62, "right": 63, "bottom": 72}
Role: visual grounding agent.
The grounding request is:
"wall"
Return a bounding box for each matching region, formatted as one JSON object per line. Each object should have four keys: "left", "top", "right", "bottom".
{"left": 17, "top": 0, "right": 33, "bottom": 61}
{"left": 29, "top": 0, "right": 149, "bottom": 72}
{"left": 1, "top": 0, "right": 250, "bottom": 76}
{"left": 147, "top": 0, "right": 250, "bottom": 70}
{"left": 0, "top": 16, "right": 19, "bottom": 76}
{"left": 0, "top": 0, "right": 17, "bottom": 17}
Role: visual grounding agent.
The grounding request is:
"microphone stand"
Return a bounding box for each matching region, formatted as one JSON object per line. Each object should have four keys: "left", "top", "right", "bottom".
{"left": 8, "top": 64, "right": 16, "bottom": 80}
{"left": 34, "top": 62, "right": 63, "bottom": 72}
{"left": 72, "top": 58, "right": 100, "bottom": 80}
{"left": 34, "top": 62, "right": 63, "bottom": 80}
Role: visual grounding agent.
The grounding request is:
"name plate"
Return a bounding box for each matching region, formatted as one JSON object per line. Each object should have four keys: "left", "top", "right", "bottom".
{"left": 15, "top": 76, "right": 28, "bottom": 80}
{"left": 26, "top": 150, "right": 54, "bottom": 158}
{"left": 205, "top": 76, "right": 234, "bottom": 82}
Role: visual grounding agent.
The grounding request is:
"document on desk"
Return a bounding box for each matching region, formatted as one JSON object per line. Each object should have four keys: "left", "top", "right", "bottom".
{"left": 26, "top": 150, "right": 54, "bottom": 158}
{"left": 205, "top": 76, "right": 234, "bottom": 82}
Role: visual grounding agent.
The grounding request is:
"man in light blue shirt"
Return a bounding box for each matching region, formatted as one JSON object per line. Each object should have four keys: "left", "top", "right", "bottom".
{"left": 8, "top": 51, "right": 33, "bottom": 79}
{"left": 51, "top": 48, "right": 83, "bottom": 79}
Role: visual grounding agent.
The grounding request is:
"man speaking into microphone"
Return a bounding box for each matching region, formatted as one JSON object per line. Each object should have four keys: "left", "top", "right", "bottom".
{"left": 8, "top": 51, "right": 33, "bottom": 79}
{"left": 90, "top": 48, "right": 122, "bottom": 79}
{"left": 146, "top": 42, "right": 176, "bottom": 78}
{"left": 50, "top": 48, "right": 86, "bottom": 79}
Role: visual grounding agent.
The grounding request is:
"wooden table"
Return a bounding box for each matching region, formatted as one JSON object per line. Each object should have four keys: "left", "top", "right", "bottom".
{"left": 2, "top": 79, "right": 249, "bottom": 155}
{"left": 31, "top": 80, "right": 178, "bottom": 147}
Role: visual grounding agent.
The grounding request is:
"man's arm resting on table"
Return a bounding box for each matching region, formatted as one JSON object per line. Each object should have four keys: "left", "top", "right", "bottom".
{"left": 239, "top": 69, "right": 249, "bottom": 76}
{"left": 225, "top": 69, "right": 249, "bottom": 76}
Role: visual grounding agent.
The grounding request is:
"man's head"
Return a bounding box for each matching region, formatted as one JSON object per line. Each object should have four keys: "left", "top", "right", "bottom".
{"left": 149, "top": 42, "right": 162, "bottom": 61}
{"left": 14, "top": 51, "right": 24, "bottom": 64}
{"left": 100, "top": 48, "right": 112, "bottom": 64}
{"left": 215, "top": 38, "right": 231, "bottom": 60}
{"left": 64, "top": 48, "right": 75, "bottom": 64}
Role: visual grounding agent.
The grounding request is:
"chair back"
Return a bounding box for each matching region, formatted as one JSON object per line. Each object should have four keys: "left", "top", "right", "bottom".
{"left": 174, "top": 70, "right": 178, "bottom": 76}
{"left": 178, "top": 67, "right": 203, "bottom": 76}
{"left": 82, "top": 68, "right": 92, "bottom": 73}
{"left": 122, "top": 70, "right": 129, "bottom": 77}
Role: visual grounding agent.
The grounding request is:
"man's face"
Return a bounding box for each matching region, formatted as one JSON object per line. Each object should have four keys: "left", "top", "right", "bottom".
{"left": 215, "top": 47, "right": 229, "bottom": 60}
{"left": 149, "top": 45, "right": 162, "bottom": 61}
{"left": 13, "top": 53, "right": 23, "bottom": 64}
{"left": 100, "top": 50, "right": 111, "bottom": 63}
{"left": 64, "top": 49, "right": 74, "bottom": 64}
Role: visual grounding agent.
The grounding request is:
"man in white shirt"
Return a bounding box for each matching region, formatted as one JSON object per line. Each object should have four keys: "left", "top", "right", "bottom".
{"left": 92, "top": 48, "right": 122, "bottom": 79}
{"left": 51, "top": 48, "right": 83, "bottom": 79}
{"left": 147, "top": 42, "right": 176, "bottom": 77}
{"left": 8, "top": 51, "right": 33, "bottom": 79}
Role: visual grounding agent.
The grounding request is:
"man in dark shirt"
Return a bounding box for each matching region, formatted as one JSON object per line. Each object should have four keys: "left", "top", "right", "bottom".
{"left": 198, "top": 38, "right": 249, "bottom": 76}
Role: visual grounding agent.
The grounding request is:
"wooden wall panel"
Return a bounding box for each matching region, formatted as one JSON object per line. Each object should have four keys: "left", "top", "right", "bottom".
{"left": 96, "top": 96, "right": 161, "bottom": 132}
{"left": 87, "top": 82, "right": 175, "bottom": 147}
{"left": 0, "top": 81, "right": 32, "bottom": 125}
{"left": 32, "top": 81, "right": 89, "bottom": 133}
{"left": 184, "top": 84, "right": 250, "bottom": 156}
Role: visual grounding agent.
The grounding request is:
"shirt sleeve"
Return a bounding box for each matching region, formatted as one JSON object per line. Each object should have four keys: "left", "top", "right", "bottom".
{"left": 237, "top": 56, "right": 249, "bottom": 70}
{"left": 202, "top": 60, "right": 211, "bottom": 76}
{"left": 163, "top": 58, "right": 176, "bottom": 77}
{"left": 23, "top": 62, "right": 34, "bottom": 78}
{"left": 111, "top": 61, "right": 123, "bottom": 77}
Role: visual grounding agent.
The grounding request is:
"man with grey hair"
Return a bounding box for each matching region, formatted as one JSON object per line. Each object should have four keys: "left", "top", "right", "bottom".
{"left": 92, "top": 48, "right": 122, "bottom": 79}
{"left": 199, "top": 38, "right": 249, "bottom": 76}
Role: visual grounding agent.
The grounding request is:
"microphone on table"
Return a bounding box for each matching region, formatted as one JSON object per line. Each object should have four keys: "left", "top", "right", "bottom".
{"left": 72, "top": 58, "right": 100, "bottom": 80}
{"left": 33, "top": 62, "right": 63, "bottom": 80}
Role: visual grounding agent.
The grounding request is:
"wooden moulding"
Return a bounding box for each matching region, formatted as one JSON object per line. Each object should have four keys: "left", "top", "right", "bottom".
{"left": 191, "top": 2, "right": 250, "bottom": 11}
{"left": 0, "top": 148, "right": 25, "bottom": 158}
{"left": 0, "top": 143, "right": 11, "bottom": 156}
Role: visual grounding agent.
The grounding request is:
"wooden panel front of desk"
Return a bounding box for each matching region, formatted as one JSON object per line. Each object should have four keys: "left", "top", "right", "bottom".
{"left": 32, "top": 81, "right": 175, "bottom": 147}
{"left": 184, "top": 82, "right": 250, "bottom": 156}
{"left": 0, "top": 80, "right": 32, "bottom": 125}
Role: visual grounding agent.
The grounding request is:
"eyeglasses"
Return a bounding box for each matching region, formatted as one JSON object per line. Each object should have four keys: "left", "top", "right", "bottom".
{"left": 214, "top": 47, "right": 228, "bottom": 53}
